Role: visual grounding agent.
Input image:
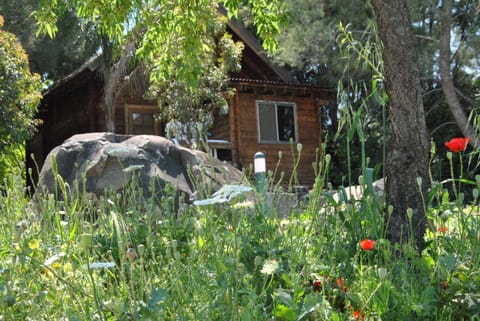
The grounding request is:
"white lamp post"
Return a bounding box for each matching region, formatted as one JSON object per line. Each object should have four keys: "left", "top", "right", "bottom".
{"left": 254, "top": 152, "right": 266, "bottom": 194}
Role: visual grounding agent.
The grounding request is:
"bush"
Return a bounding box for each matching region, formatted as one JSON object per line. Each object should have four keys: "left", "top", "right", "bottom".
{"left": 0, "top": 15, "right": 42, "bottom": 180}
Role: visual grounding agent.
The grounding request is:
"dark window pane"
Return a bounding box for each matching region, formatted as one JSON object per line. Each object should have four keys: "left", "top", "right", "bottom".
{"left": 132, "top": 112, "right": 155, "bottom": 134}
{"left": 277, "top": 105, "right": 295, "bottom": 141}
{"left": 258, "top": 103, "right": 277, "bottom": 141}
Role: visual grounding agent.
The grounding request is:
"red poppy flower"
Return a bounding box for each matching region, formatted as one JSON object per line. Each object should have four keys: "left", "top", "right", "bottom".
{"left": 445, "top": 137, "right": 470, "bottom": 153}
{"left": 313, "top": 279, "right": 322, "bottom": 292}
{"left": 353, "top": 309, "right": 364, "bottom": 320}
{"left": 437, "top": 226, "right": 448, "bottom": 233}
{"left": 359, "top": 239, "right": 376, "bottom": 251}
{"left": 313, "top": 275, "right": 329, "bottom": 292}
{"left": 336, "top": 277, "right": 348, "bottom": 292}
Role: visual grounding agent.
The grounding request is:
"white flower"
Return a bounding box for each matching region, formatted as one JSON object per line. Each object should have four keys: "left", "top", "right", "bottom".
{"left": 377, "top": 267, "right": 388, "bottom": 281}
{"left": 86, "top": 262, "right": 116, "bottom": 269}
{"left": 44, "top": 252, "right": 65, "bottom": 266}
{"left": 261, "top": 259, "right": 279, "bottom": 275}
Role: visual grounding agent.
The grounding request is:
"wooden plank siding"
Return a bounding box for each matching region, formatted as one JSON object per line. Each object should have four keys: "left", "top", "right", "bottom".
{"left": 238, "top": 94, "right": 322, "bottom": 187}
{"left": 206, "top": 81, "right": 334, "bottom": 188}
{"left": 37, "top": 70, "right": 103, "bottom": 160}
{"left": 26, "top": 69, "right": 104, "bottom": 187}
{"left": 209, "top": 112, "right": 230, "bottom": 141}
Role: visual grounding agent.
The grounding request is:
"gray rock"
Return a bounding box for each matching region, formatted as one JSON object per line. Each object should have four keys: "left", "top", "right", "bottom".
{"left": 331, "top": 178, "right": 385, "bottom": 204}
{"left": 193, "top": 185, "right": 253, "bottom": 206}
{"left": 35, "top": 132, "right": 245, "bottom": 204}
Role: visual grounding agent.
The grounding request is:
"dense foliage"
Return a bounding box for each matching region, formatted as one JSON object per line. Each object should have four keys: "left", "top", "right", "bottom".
{"left": 0, "top": 15, "right": 42, "bottom": 179}
{"left": 0, "top": 0, "right": 100, "bottom": 81}
{"left": 1, "top": 0, "right": 479, "bottom": 311}
{"left": 144, "top": 18, "right": 244, "bottom": 142}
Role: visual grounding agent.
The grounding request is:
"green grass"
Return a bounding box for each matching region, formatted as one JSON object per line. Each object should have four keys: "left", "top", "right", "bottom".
{"left": 1, "top": 159, "right": 479, "bottom": 321}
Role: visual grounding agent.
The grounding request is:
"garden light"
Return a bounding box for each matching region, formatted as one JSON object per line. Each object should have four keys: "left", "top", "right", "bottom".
{"left": 254, "top": 152, "right": 266, "bottom": 194}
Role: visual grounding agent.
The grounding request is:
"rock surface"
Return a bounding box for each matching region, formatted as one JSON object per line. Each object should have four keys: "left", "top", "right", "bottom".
{"left": 35, "top": 132, "right": 245, "bottom": 203}
{"left": 331, "top": 178, "right": 385, "bottom": 204}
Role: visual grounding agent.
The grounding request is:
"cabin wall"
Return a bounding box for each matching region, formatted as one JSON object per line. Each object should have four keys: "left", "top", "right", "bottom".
{"left": 231, "top": 89, "right": 329, "bottom": 187}
{"left": 209, "top": 112, "right": 230, "bottom": 141}
{"left": 43, "top": 86, "right": 91, "bottom": 152}
{"left": 28, "top": 72, "right": 103, "bottom": 180}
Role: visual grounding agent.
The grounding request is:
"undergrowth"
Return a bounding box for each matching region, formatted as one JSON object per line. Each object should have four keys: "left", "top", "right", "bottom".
{"left": 1, "top": 143, "right": 479, "bottom": 321}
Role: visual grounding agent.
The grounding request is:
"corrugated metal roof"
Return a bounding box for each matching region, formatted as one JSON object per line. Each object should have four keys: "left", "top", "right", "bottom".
{"left": 230, "top": 78, "right": 335, "bottom": 91}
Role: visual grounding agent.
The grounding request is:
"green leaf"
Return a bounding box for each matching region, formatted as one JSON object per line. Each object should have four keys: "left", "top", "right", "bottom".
{"left": 275, "top": 288, "right": 293, "bottom": 305}
{"left": 148, "top": 288, "right": 167, "bottom": 312}
{"left": 241, "top": 309, "right": 253, "bottom": 321}
{"left": 297, "top": 294, "right": 323, "bottom": 321}
{"left": 274, "top": 304, "right": 297, "bottom": 321}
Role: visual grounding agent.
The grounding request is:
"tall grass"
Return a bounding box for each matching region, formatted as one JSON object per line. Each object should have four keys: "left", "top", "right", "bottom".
{"left": 1, "top": 143, "right": 479, "bottom": 320}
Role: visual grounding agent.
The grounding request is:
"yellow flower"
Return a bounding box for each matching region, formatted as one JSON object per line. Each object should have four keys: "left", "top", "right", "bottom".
{"left": 28, "top": 239, "right": 41, "bottom": 250}
{"left": 63, "top": 262, "right": 73, "bottom": 274}
{"left": 232, "top": 201, "right": 254, "bottom": 210}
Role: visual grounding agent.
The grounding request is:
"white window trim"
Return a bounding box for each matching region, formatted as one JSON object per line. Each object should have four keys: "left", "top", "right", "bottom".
{"left": 256, "top": 100, "right": 298, "bottom": 144}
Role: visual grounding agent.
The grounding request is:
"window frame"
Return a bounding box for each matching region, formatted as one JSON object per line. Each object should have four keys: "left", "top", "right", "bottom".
{"left": 256, "top": 100, "right": 298, "bottom": 144}
{"left": 124, "top": 104, "right": 162, "bottom": 135}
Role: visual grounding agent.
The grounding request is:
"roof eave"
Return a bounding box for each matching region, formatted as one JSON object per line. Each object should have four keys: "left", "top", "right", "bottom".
{"left": 219, "top": 6, "right": 297, "bottom": 84}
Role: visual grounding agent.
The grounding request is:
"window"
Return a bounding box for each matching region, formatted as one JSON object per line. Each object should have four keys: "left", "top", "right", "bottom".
{"left": 257, "top": 101, "right": 297, "bottom": 143}
{"left": 125, "top": 104, "right": 162, "bottom": 135}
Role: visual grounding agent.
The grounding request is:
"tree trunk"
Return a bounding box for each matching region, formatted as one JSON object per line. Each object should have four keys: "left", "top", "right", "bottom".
{"left": 103, "top": 39, "right": 137, "bottom": 133}
{"left": 371, "top": 0, "right": 430, "bottom": 250}
{"left": 439, "top": 0, "right": 479, "bottom": 147}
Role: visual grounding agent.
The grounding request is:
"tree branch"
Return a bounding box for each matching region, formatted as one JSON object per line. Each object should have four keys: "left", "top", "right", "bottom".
{"left": 439, "top": 0, "right": 479, "bottom": 147}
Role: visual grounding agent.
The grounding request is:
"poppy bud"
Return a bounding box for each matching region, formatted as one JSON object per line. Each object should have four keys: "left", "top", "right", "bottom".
{"left": 126, "top": 248, "right": 138, "bottom": 262}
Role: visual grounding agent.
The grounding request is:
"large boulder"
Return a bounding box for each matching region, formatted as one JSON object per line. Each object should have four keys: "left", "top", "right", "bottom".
{"left": 35, "top": 132, "right": 245, "bottom": 203}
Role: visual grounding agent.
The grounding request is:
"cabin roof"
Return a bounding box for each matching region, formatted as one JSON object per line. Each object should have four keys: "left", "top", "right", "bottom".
{"left": 44, "top": 54, "right": 103, "bottom": 96}
{"left": 219, "top": 6, "right": 296, "bottom": 84}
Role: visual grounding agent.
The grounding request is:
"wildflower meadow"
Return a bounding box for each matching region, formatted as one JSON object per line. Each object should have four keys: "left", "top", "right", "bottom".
{"left": 1, "top": 137, "right": 479, "bottom": 320}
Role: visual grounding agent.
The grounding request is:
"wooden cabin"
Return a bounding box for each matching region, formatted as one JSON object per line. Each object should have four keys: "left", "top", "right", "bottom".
{"left": 27, "top": 17, "right": 335, "bottom": 189}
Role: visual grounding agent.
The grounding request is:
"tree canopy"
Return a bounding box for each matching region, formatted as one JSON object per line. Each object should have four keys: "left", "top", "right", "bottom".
{"left": 34, "top": 0, "right": 288, "bottom": 137}
{"left": 34, "top": 0, "right": 287, "bottom": 88}
{"left": 0, "top": 0, "right": 100, "bottom": 81}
